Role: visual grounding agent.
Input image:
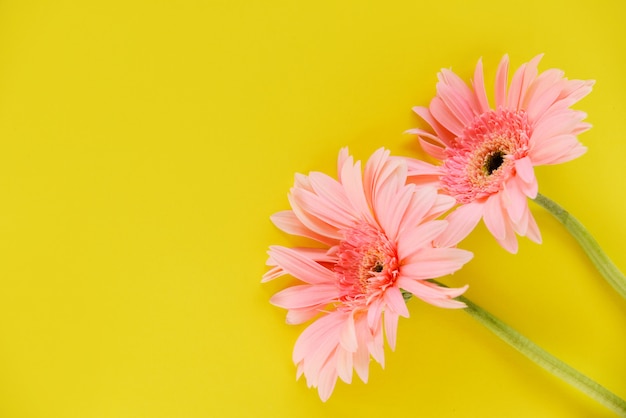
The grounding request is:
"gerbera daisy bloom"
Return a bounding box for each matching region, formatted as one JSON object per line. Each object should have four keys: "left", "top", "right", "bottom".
{"left": 263, "top": 148, "right": 472, "bottom": 401}
{"left": 406, "top": 54, "right": 594, "bottom": 253}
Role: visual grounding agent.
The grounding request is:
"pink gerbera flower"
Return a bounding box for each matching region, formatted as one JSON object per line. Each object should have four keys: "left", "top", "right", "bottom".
{"left": 406, "top": 54, "right": 594, "bottom": 253}
{"left": 263, "top": 148, "right": 472, "bottom": 401}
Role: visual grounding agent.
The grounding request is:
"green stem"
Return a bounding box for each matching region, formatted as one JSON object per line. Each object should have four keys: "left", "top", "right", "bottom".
{"left": 533, "top": 192, "right": 626, "bottom": 300}
{"left": 425, "top": 283, "right": 626, "bottom": 416}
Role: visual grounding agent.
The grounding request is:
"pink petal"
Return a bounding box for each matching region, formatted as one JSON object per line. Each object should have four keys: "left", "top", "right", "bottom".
{"left": 434, "top": 202, "right": 484, "bottom": 247}
{"left": 270, "top": 210, "right": 337, "bottom": 246}
{"left": 483, "top": 193, "right": 507, "bottom": 240}
{"left": 412, "top": 106, "right": 456, "bottom": 147}
{"left": 340, "top": 157, "right": 376, "bottom": 224}
{"left": 402, "top": 247, "right": 473, "bottom": 279}
{"left": 507, "top": 54, "right": 542, "bottom": 110}
{"left": 430, "top": 96, "right": 465, "bottom": 138}
{"left": 524, "top": 208, "right": 542, "bottom": 244}
{"left": 397, "top": 186, "right": 438, "bottom": 230}
{"left": 494, "top": 54, "right": 510, "bottom": 109}
{"left": 495, "top": 217, "right": 519, "bottom": 254}
{"left": 266, "top": 246, "right": 336, "bottom": 284}
{"left": 397, "top": 278, "right": 467, "bottom": 308}
{"left": 383, "top": 309, "right": 400, "bottom": 351}
{"left": 286, "top": 306, "right": 325, "bottom": 325}
{"left": 530, "top": 134, "right": 587, "bottom": 165}
{"left": 472, "top": 57, "right": 491, "bottom": 113}
{"left": 397, "top": 220, "right": 448, "bottom": 261}
{"left": 336, "top": 147, "right": 350, "bottom": 182}
{"left": 353, "top": 316, "right": 372, "bottom": 383}
{"left": 340, "top": 313, "right": 358, "bottom": 352}
{"left": 384, "top": 287, "right": 409, "bottom": 318}
{"left": 437, "top": 72, "right": 476, "bottom": 126}
{"left": 514, "top": 156, "right": 535, "bottom": 184}
{"left": 531, "top": 109, "right": 587, "bottom": 142}
{"left": 502, "top": 177, "right": 528, "bottom": 224}
{"left": 317, "top": 358, "right": 339, "bottom": 402}
{"left": 336, "top": 346, "right": 353, "bottom": 384}
{"left": 376, "top": 183, "right": 414, "bottom": 242}
{"left": 309, "top": 171, "right": 355, "bottom": 219}
{"left": 270, "top": 284, "right": 338, "bottom": 309}
{"left": 288, "top": 192, "right": 343, "bottom": 241}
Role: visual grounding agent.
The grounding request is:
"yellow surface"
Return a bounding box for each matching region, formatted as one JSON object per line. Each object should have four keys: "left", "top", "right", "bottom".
{"left": 0, "top": 1, "right": 625, "bottom": 417}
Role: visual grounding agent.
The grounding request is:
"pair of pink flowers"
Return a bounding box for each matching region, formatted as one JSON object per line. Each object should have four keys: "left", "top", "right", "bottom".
{"left": 263, "top": 55, "right": 593, "bottom": 401}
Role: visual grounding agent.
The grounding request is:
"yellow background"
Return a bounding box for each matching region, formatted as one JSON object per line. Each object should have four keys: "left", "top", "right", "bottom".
{"left": 0, "top": 1, "right": 625, "bottom": 417}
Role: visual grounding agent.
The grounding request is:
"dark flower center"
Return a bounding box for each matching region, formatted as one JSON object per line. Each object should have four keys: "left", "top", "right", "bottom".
{"left": 484, "top": 150, "right": 506, "bottom": 175}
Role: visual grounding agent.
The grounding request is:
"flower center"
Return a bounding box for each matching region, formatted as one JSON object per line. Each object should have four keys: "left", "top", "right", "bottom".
{"left": 441, "top": 109, "right": 531, "bottom": 204}
{"left": 484, "top": 150, "right": 505, "bottom": 175}
{"left": 334, "top": 221, "right": 398, "bottom": 310}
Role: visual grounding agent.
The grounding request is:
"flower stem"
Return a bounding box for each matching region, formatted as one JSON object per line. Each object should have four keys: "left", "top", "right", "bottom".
{"left": 427, "top": 282, "right": 626, "bottom": 416}
{"left": 533, "top": 192, "right": 626, "bottom": 300}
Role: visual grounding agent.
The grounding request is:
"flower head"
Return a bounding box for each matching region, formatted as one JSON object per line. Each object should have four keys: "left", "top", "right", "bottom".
{"left": 263, "top": 148, "right": 472, "bottom": 401}
{"left": 406, "top": 55, "right": 594, "bottom": 253}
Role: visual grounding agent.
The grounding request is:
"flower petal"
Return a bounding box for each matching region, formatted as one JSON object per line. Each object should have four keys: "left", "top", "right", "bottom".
{"left": 402, "top": 247, "right": 474, "bottom": 279}
{"left": 266, "top": 246, "right": 336, "bottom": 284}
{"left": 434, "top": 202, "right": 484, "bottom": 248}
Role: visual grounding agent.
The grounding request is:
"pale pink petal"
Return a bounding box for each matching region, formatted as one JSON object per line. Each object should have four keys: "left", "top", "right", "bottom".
{"left": 288, "top": 193, "right": 343, "bottom": 241}
{"left": 286, "top": 306, "right": 325, "bottom": 325}
{"left": 270, "top": 210, "right": 337, "bottom": 246}
{"left": 418, "top": 136, "right": 448, "bottom": 160}
{"left": 558, "top": 79, "right": 595, "bottom": 103}
{"left": 308, "top": 171, "right": 355, "bottom": 219}
{"left": 383, "top": 287, "right": 409, "bottom": 318}
{"left": 404, "top": 155, "right": 444, "bottom": 177}
{"left": 339, "top": 313, "right": 358, "bottom": 352}
{"left": 402, "top": 247, "right": 473, "bottom": 279}
{"left": 502, "top": 177, "right": 528, "bottom": 224}
{"left": 340, "top": 158, "right": 375, "bottom": 224}
{"left": 396, "top": 186, "right": 438, "bottom": 231}
{"left": 366, "top": 298, "right": 384, "bottom": 329}
{"left": 353, "top": 316, "right": 372, "bottom": 383}
{"left": 483, "top": 193, "right": 507, "bottom": 240}
{"left": 524, "top": 69, "right": 567, "bottom": 120}
{"left": 437, "top": 72, "right": 477, "bottom": 126}
{"left": 530, "top": 134, "right": 587, "bottom": 165}
{"left": 270, "top": 284, "right": 338, "bottom": 310}
{"left": 266, "top": 246, "right": 336, "bottom": 284}
{"left": 495, "top": 217, "right": 519, "bottom": 254}
{"left": 524, "top": 208, "right": 542, "bottom": 244}
{"left": 472, "top": 58, "right": 491, "bottom": 113}
{"left": 397, "top": 220, "right": 448, "bottom": 261}
{"left": 434, "top": 202, "right": 484, "bottom": 248}
{"left": 507, "top": 54, "right": 542, "bottom": 110}
{"left": 396, "top": 278, "right": 467, "bottom": 308}
{"left": 261, "top": 265, "right": 284, "bottom": 283}
{"left": 424, "top": 194, "right": 457, "bottom": 222}
{"left": 291, "top": 186, "right": 354, "bottom": 231}
{"left": 376, "top": 183, "right": 414, "bottom": 242}
{"left": 336, "top": 147, "right": 350, "bottom": 182}
{"left": 336, "top": 346, "right": 353, "bottom": 384}
{"left": 293, "top": 311, "right": 343, "bottom": 367}
{"left": 368, "top": 320, "right": 385, "bottom": 366}
{"left": 494, "top": 54, "right": 510, "bottom": 108}
{"left": 430, "top": 96, "right": 465, "bottom": 138}
{"left": 317, "top": 358, "right": 339, "bottom": 402}
{"left": 412, "top": 106, "right": 456, "bottom": 147}
{"left": 383, "top": 309, "right": 400, "bottom": 350}
{"left": 531, "top": 109, "right": 587, "bottom": 141}
{"left": 514, "top": 156, "right": 535, "bottom": 184}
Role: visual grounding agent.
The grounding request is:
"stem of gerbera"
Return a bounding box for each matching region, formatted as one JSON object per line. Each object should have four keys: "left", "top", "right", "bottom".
{"left": 533, "top": 192, "right": 626, "bottom": 301}
{"left": 423, "top": 282, "right": 626, "bottom": 416}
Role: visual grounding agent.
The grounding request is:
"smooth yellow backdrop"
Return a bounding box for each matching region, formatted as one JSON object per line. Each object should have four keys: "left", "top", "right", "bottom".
{"left": 0, "top": 1, "right": 625, "bottom": 417}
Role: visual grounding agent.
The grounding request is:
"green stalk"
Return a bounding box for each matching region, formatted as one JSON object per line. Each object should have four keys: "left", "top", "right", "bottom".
{"left": 533, "top": 192, "right": 626, "bottom": 300}
{"left": 420, "top": 284, "right": 626, "bottom": 416}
